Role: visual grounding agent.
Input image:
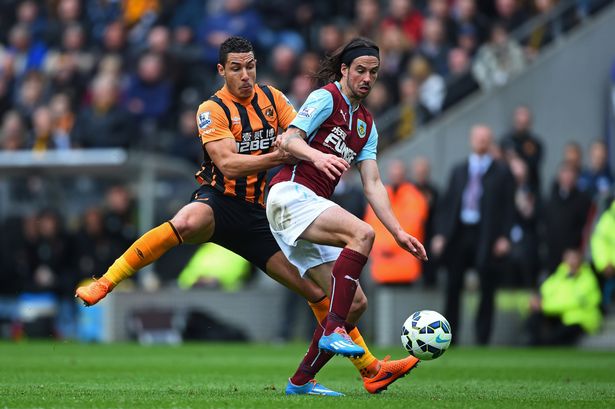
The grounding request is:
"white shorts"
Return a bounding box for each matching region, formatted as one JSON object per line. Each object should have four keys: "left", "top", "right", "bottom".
{"left": 266, "top": 181, "right": 342, "bottom": 276}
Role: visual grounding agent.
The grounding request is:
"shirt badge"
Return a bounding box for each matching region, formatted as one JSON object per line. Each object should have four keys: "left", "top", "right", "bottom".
{"left": 357, "top": 119, "right": 367, "bottom": 138}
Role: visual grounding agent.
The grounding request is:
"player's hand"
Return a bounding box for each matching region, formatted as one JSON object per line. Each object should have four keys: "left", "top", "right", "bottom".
{"left": 313, "top": 152, "right": 350, "bottom": 180}
{"left": 396, "top": 231, "right": 428, "bottom": 261}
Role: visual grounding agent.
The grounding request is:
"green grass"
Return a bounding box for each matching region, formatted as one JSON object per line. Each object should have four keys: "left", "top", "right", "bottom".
{"left": 1, "top": 342, "right": 614, "bottom": 408}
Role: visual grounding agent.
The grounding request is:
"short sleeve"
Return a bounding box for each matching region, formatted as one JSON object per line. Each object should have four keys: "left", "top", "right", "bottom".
{"left": 196, "top": 101, "right": 234, "bottom": 144}
{"left": 289, "top": 89, "right": 334, "bottom": 138}
{"left": 355, "top": 121, "right": 378, "bottom": 163}
{"left": 271, "top": 88, "right": 297, "bottom": 131}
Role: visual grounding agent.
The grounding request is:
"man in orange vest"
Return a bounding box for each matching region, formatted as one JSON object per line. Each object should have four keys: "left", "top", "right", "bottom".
{"left": 364, "top": 159, "right": 429, "bottom": 284}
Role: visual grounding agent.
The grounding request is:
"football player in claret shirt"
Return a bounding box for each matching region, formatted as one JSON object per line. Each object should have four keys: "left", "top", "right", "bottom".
{"left": 76, "top": 36, "right": 415, "bottom": 396}
{"left": 268, "top": 37, "right": 428, "bottom": 395}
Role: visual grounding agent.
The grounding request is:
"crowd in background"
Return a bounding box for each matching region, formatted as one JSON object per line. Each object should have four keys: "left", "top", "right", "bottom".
{"left": 0, "top": 0, "right": 614, "bottom": 344}
{"left": 0, "top": 0, "right": 607, "bottom": 157}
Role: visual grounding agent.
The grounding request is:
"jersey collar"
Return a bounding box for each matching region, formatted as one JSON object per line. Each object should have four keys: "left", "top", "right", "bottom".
{"left": 334, "top": 81, "right": 360, "bottom": 112}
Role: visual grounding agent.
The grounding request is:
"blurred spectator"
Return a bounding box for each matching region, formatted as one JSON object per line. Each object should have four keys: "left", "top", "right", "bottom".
{"left": 408, "top": 54, "right": 445, "bottom": 115}
{"left": 123, "top": 0, "right": 160, "bottom": 47}
{"left": 411, "top": 156, "right": 440, "bottom": 287}
{"left": 355, "top": 0, "right": 382, "bottom": 39}
{"left": 503, "top": 155, "right": 541, "bottom": 287}
{"left": 46, "top": 0, "right": 87, "bottom": 48}
{"left": 85, "top": 0, "right": 123, "bottom": 45}
{"left": 500, "top": 105, "right": 544, "bottom": 193}
{"left": 170, "top": 108, "right": 202, "bottom": 166}
{"left": 48, "top": 92, "right": 75, "bottom": 149}
{"left": 544, "top": 161, "right": 591, "bottom": 272}
{"left": 364, "top": 82, "right": 390, "bottom": 118}
{"left": 0, "top": 24, "right": 48, "bottom": 82}
{"left": 365, "top": 159, "right": 429, "bottom": 285}
{"left": 432, "top": 125, "right": 515, "bottom": 344}
{"left": 103, "top": 184, "right": 137, "bottom": 250}
{"left": 377, "top": 24, "right": 413, "bottom": 104}
{"left": 578, "top": 140, "right": 613, "bottom": 199}
{"left": 472, "top": 23, "right": 526, "bottom": 90}
{"left": 124, "top": 52, "right": 172, "bottom": 131}
{"left": 71, "top": 74, "right": 135, "bottom": 148}
{"left": 267, "top": 44, "right": 298, "bottom": 93}
{"left": 73, "top": 207, "right": 121, "bottom": 286}
{"left": 381, "top": 0, "right": 424, "bottom": 47}
{"left": 590, "top": 198, "right": 615, "bottom": 311}
{"left": 44, "top": 23, "right": 96, "bottom": 78}
{"left": 426, "top": 0, "right": 458, "bottom": 45}
{"left": 14, "top": 70, "right": 47, "bottom": 119}
{"left": 198, "top": 0, "right": 263, "bottom": 66}
{"left": 316, "top": 23, "right": 345, "bottom": 56}
{"left": 419, "top": 17, "right": 450, "bottom": 76}
{"left": 564, "top": 141, "right": 583, "bottom": 173}
{"left": 30, "top": 106, "right": 54, "bottom": 151}
{"left": 287, "top": 75, "right": 316, "bottom": 108}
{"left": 22, "top": 208, "right": 77, "bottom": 339}
{"left": 453, "top": 0, "right": 489, "bottom": 43}
{"left": 0, "top": 110, "right": 28, "bottom": 150}
{"left": 98, "top": 20, "right": 129, "bottom": 61}
{"left": 395, "top": 76, "right": 430, "bottom": 141}
{"left": 330, "top": 172, "right": 367, "bottom": 220}
{"left": 526, "top": 248, "right": 601, "bottom": 345}
{"left": 527, "top": 0, "right": 568, "bottom": 58}
{"left": 495, "top": 0, "right": 528, "bottom": 32}
{"left": 16, "top": 0, "right": 47, "bottom": 44}
{"left": 441, "top": 47, "right": 479, "bottom": 110}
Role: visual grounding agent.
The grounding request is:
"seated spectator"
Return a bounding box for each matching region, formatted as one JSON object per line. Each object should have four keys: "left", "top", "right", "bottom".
{"left": 427, "top": 0, "right": 459, "bottom": 45}
{"left": 43, "top": 23, "right": 96, "bottom": 78}
{"left": 500, "top": 105, "right": 544, "bottom": 193}
{"left": 48, "top": 92, "right": 74, "bottom": 149}
{"left": 408, "top": 54, "right": 446, "bottom": 115}
{"left": 71, "top": 74, "right": 135, "bottom": 148}
{"left": 0, "top": 24, "right": 48, "bottom": 82}
{"left": 381, "top": 0, "right": 424, "bottom": 47}
{"left": 0, "top": 110, "right": 28, "bottom": 150}
{"left": 590, "top": 198, "right": 615, "bottom": 311}
{"left": 377, "top": 24, "right": 413, "bottom": 104}
{"left": 418, "top": 17, "right": 450, "bottom": 76}
{"left": 544, "top": 161, "right": 592, "bottom": 272}
{"left": 494, "top": 0, "right": 528, "bottom": 32}
{"left": 442, "top": 47, "right": 479, "bottom": 110}
{"left": 526, "top": 248, "right": 602, "bottom": 345}
{"left": 452, "top": 0, "right": 489, "bottom": 43}
{"left": 124, "top": 52, "right": 173, "bottom": 132}
{"left": 395, "top": 76, "right": 430, "bottom": 141}
{"left": 14, "top": 71, "right": 47, "bottom": 119}
{"left": 472, "top": 23, "right": 526, "bottom": 90}
{"left": 170, "top": 108, "right": 202, "bottom": 166}
{"left": 364, "top": 159, "right": 428, "bottom": 285}
{"left": 578, "top": 140, "right": 613, "bottom": 199}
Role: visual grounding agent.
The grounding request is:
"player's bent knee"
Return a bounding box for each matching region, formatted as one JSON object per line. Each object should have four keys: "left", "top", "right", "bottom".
{"left": 170, "top": 204, "right": 214, "bottom": 243}
{"left": 352, "top": 222, "right": 375, "bottom": 251}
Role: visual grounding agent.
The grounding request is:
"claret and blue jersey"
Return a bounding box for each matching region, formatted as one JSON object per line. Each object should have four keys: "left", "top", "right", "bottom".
{"left": 270, "top": 81, "right": 379, "bottom": 199}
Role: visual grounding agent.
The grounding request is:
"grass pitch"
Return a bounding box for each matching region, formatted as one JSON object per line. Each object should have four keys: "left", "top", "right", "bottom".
{"left": 1, "top": 342, "right": 614, "bottom": 409}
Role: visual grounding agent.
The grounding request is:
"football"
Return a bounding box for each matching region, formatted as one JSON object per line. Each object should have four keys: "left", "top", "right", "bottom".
{"left": 401, "top": 310, "right": 452, "bottom": 360}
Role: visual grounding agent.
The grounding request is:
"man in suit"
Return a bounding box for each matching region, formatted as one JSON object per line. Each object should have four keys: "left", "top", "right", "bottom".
{"left": 432, "top": 124, "right": 515, "bottom": 344}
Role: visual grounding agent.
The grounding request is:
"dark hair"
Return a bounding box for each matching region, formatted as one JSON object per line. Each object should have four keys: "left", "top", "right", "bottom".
{"left": 218, "top": 36, "right": 254, "bottom": 65}
{"left": 315, "top": 37, "right": 379, "bottom": 83}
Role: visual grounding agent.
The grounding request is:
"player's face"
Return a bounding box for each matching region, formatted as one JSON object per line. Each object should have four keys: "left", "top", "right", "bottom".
{"left": 218, "top": 52, "right": 256, "bottom": 99}
{"left": 341, "top": 56, "right": 380, "bottom": 102}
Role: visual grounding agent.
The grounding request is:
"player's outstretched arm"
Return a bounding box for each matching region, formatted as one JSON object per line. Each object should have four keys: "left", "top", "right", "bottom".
{"left": 205, "top": 137, "right": 292, "bottom": 179}
{"left": 277, "top": 127, "right": 349, "bottom": 180}
{"left": 358, "top": 159, "right": 428, "bottom": 261}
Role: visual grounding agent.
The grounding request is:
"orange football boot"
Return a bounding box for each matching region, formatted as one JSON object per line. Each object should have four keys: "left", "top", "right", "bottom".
{"left": 75, "top": 277, "right": 115, "bottom": 306}
{"left": 362, "top": 355, "right": 420, "bottom": 394}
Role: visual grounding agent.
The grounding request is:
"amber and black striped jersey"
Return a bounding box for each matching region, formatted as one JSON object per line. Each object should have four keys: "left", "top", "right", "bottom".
{"left": 195, "top": 84, "right": 296, "bottom": 207}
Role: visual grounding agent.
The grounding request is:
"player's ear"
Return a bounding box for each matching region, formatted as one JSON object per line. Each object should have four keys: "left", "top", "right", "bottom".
{"left": 217, "top": 63, "right": 225, "bottom": 77}
{"left": 340, "top": 63, "right": 349, "bottom": 78}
